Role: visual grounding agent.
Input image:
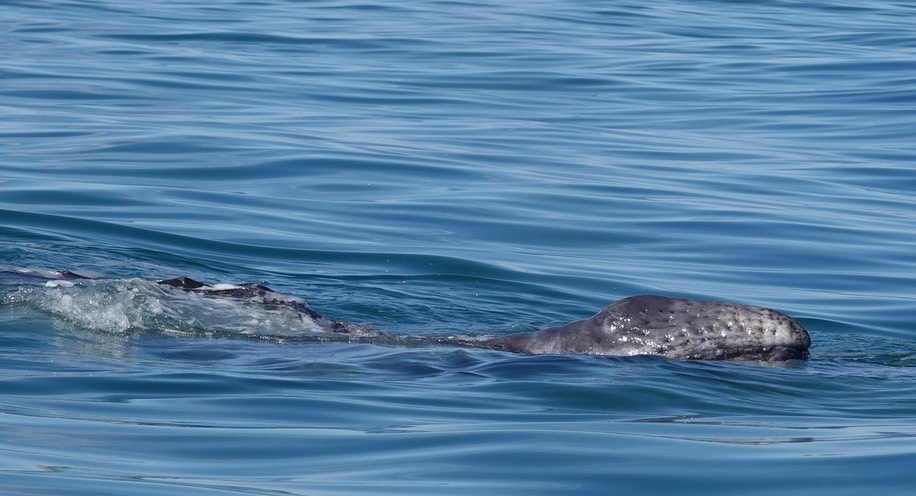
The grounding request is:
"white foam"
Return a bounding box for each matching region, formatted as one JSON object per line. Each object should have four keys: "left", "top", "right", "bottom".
{"left": 45, "top": 280, "right": 76, "bottom": 288}
{"left": 198, "top": 284, "right": 242, "bottom": 291}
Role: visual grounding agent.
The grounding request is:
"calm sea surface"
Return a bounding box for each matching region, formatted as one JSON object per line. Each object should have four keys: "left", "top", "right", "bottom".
{"left": 3, "top": 0, "right": 916, "bottom": 494}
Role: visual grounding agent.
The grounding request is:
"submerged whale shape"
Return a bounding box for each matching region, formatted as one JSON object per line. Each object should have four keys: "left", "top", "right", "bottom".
{"left": 156, "top": 276, "right": 810, "bottom": 361}
{"left": 0, "top": 268, "right": 810, "bottom": 361}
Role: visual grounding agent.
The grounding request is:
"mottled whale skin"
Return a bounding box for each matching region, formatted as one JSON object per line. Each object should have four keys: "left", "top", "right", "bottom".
{"left": 3, "top": 269, "right": 811, "bottom": 361}
{"left": 486, "top": 295, "right": 810, "bottom": 361}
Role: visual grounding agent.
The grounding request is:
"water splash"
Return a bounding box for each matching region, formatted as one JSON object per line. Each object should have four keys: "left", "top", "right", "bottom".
{"left": 3, "top": 275, "right": 340, "bottom": 337}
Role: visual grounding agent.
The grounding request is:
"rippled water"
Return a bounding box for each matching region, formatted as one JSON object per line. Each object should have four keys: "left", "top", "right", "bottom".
{"left": 3, "top": 0, "right": 916, "bottom": 494}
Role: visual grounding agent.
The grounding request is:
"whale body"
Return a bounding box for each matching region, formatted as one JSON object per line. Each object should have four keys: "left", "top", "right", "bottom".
{"left": 2, "top": 269, "right": 811, "bottom": 361}
{"left": 156, "top": 276, "right": 810, "bottom": 361}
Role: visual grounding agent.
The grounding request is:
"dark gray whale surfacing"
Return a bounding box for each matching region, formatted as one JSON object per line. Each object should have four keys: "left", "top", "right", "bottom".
{"left": 488, "top": 295, "right": 810, "bottom": 360}
{"left": 0, "top": 269, "right": 810, "bottom": 361}
{"left": 157, "top": 276, "right": 810, "bottom": 361}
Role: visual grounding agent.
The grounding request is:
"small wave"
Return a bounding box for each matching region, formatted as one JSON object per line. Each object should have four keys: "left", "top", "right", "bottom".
{"left": 4, "top": 275, "right": 338, "bottom": 338}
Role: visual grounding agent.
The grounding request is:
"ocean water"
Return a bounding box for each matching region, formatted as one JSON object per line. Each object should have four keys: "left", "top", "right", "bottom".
{"left": 3, "top": 0, "right": 916, "bottom": 494}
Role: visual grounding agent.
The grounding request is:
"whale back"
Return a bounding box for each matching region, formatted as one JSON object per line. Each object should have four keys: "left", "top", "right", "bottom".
{"left": 487, "top": 295, "right": 810, "bottom": 360}
{"left": 0, "top": 268, "right": 810, "bottom": 361}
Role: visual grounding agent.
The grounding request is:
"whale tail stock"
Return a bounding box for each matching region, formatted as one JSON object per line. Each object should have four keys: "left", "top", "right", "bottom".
{"left": 156, "top": 276, "right": 370, "bottom": 335}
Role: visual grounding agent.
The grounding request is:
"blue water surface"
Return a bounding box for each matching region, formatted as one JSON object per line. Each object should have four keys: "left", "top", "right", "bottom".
{"left": 3, "top": 0, "right": 916, "bottom": 494}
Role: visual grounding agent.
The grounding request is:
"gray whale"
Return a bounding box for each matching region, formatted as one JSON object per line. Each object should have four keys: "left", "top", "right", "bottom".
{"left": 486, "top": 294, "right": 810, "bottom": 360}
{"left": 156, "top": 276, "right": 810, "bottom": 361}
{"left": 2, "top": 269, "right": 811, "bottom": 361}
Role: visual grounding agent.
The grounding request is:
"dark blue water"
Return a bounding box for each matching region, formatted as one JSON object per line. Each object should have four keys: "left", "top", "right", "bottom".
{"left": 3, "top": 0, "right": 916, "bottom": 494}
